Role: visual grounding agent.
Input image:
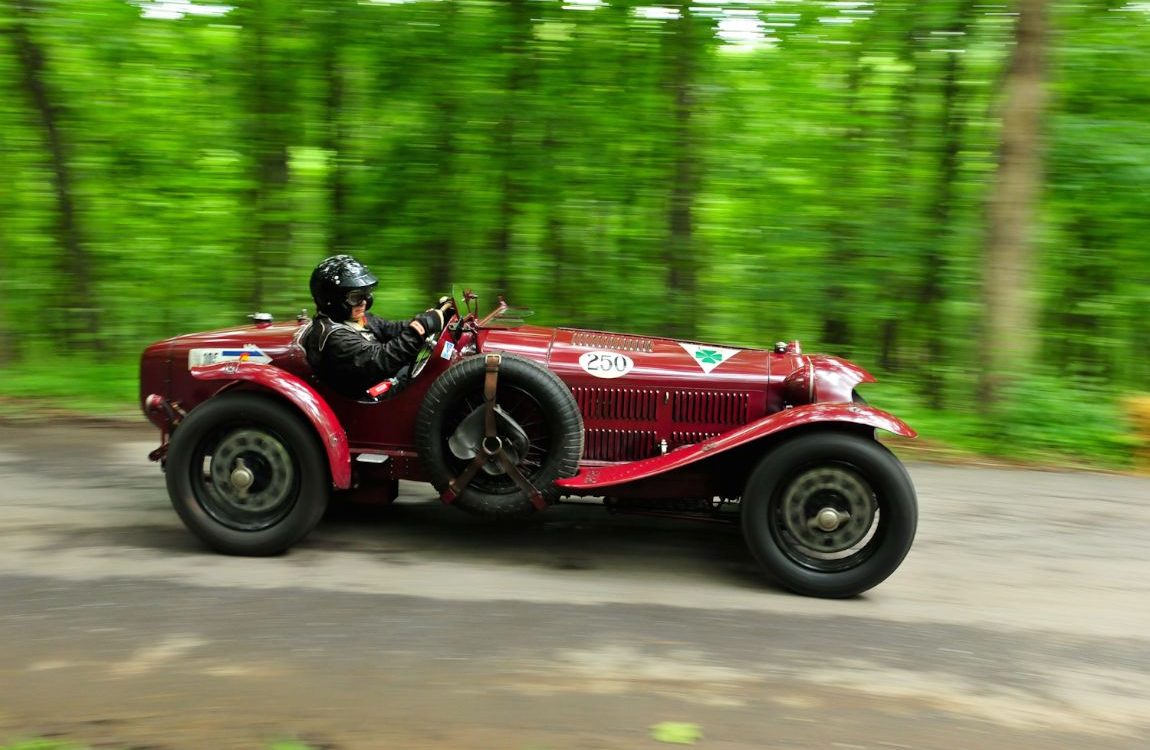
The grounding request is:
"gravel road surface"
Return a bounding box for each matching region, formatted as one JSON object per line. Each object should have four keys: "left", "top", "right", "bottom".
{"left": 1, "top": 422, "right": 1148, "bottom": 749}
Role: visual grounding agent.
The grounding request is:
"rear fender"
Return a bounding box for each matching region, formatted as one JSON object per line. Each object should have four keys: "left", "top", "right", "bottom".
{"left": 189, "top": 362, "right": 351, "bottom": 489}
{"left": 556, "top": 402, "right": 915, "bottom": 491}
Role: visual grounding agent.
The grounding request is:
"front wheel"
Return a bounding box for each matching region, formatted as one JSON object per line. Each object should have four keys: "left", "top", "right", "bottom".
{"left": 741, "top": 431, "right": 917, "bottom": 598}
{"left": 165, "top": 393, "right": 330, "bottom": 555}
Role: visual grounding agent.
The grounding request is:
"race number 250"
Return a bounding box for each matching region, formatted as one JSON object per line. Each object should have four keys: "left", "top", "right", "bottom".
{"left": 578, "top": 350, "right": 635, "bottom": 379}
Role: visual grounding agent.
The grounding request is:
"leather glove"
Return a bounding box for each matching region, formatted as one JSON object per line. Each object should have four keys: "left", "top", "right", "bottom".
{"left": 410, "top": 310, "right": 443, "bottom": 337}
{"left": 434, "top": 295, "right": 456, "bottom": 324}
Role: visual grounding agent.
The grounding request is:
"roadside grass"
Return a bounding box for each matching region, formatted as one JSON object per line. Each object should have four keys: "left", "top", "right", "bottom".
{"left": 0, "top": 357, "right": 138, "bottom": 419}
{"left": 862, "top": 375, "right": 1140, "bottom": 471}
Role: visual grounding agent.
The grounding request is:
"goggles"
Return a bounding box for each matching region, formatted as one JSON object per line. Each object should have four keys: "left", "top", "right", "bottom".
{"left": 345, "top": 289, "right": 374, "bottom": 307}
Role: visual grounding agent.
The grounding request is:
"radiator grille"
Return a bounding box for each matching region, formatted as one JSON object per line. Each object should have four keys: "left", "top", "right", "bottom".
{"left": 671, "top": 391, "right": 750, "bottom": 424}
{"left": 572, "top": 387, "right": 659, "bottom": 422}
{"left": 570, "top": 331, "right": 655, "bottom": 353}
{"left": 584, "top": 429, "right": 658, "bottom": 462}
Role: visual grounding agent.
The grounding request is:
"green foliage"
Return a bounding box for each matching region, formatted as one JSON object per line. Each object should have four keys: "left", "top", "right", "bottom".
{"left": 995, "top": 374, "right": 1137, "bottom": 466}
{"left": 0, "top": 0, "right": 1147, "bottom": 463}
{"left": 0, "top": 354, "right": 138, "bottom": 416}
{"left": 872, "top": 373, "right": 1135, "bottom": 468}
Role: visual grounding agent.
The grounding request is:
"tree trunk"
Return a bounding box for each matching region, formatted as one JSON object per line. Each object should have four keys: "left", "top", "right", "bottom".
{"left": 820, "top": 24, "right": 872, "bottom": 355}
{"left": 0, "top": 159, "right": 14, "bottom": 367}
{"left": 321, "top": 2, "right": 348, "bottom": 255}
{"left": 542, "top": 121, "right": 569, "bottom": 320}
{"left": 978, "top": 0, "right": 1048, "bottom": 411}
{"left": 241, "top": 0, "right": 293, "bottom": 311}
{"left": 876, "top": 8, "right": 925, "bottom": 375}
{"left": 917, "top": 0, "right": 977, "bottom": 409}
{"left": 9, "top": 0, "right": 100, "bottom": 350}
{"left": 425, "top": 0, "right": 460, "bottom": 299}
{"left": 0, "top": 120, "right": 15, "bottom": 366}
{"left": 427, "top": 95, "right": 457, "bottom": 299}
{"left": 491, "top": 0, "right": 531, "bottom": 298}
{"left": 663, "top": 1, "right": 702, "bottom": 340}
{"left": 1054, "top": 216, "right": 1114, "bottom": 375}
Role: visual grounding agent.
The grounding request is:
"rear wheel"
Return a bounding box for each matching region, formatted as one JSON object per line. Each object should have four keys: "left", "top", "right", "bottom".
{"left": 166, "top": 393, "right": 329, "bottom": 555}
{"left": 741, "top": 431, "right": 916, "bottom": 598}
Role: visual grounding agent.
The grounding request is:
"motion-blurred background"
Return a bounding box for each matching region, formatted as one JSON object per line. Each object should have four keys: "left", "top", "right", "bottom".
{"left": 0, "top": 0, "right": 1147, "bottom": 466}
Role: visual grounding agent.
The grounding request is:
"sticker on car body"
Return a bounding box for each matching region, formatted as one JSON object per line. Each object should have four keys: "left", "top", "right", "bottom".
{"left": 188, "top": 346, "right": 273, "bottom": 368}
{"left": 578, "top": 350, "right": 635, "bottom": 379}
{"left": 679, "top": 343, "right": 740, "bottom": 374}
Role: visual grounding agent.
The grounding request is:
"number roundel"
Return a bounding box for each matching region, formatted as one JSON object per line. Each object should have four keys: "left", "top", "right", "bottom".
{"left": 578, "top": 350, "right": 635, "bottom": 379}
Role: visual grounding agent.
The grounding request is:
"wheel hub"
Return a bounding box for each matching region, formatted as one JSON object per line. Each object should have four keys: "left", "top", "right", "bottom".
{"left": 780, "top": 466, "right": 876, "bottom": 554}
{"left": 229, "top": 458, "right": 255, "bottom": 491}
{"left": 814, "top": 507, "right": 845, "bottom": 532}
{"left": 208, "top": 429, "right": 294, "bottom": 514}
{"left": 481, "top": 435, "right": 504, "bottom": 456}
{"left": 448, "top": 405, "right": 530, "bottom": 476}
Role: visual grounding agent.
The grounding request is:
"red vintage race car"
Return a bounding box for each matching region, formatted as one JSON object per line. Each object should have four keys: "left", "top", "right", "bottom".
{"left": 139, "top": 292, "right": 917, "bottom": 598}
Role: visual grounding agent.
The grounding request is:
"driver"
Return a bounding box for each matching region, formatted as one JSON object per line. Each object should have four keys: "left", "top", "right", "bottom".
{"left": 303, "top": 254, "right": 454, "bottom": 399}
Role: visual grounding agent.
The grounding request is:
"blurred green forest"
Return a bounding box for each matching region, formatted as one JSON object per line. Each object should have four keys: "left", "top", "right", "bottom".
{"left": 0, "top": 0, "right": 1147, "bottom": 465}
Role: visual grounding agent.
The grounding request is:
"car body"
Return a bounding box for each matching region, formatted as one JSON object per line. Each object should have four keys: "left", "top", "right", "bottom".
{"left": 140, "top": 294, "right": 918, "bottom": 598}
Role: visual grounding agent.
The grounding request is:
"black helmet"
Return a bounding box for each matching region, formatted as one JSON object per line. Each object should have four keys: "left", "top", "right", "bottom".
{"left": 309, "top": 254, "right": 378, "bottom": 322}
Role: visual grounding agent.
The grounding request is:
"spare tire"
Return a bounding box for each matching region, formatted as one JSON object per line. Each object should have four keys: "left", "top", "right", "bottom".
{"left": 415, "top": 353, "right": 584, "bottom": 518}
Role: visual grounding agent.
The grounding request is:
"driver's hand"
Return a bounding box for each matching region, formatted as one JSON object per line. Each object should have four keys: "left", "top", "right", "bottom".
{"left": 433, "top": 295, "right": 456, "bottom": 323}
{"left": 409, "top": 310, "right": 443, "bottom": 337}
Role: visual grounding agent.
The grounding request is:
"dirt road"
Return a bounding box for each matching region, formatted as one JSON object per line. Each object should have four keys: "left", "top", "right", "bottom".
{"left": 1, "top": 422, "right": 1148, "bottom": 749}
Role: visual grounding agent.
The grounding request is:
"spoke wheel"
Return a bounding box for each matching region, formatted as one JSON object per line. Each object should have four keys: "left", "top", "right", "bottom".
{"left": 440, "top": 385, "right": 551, "bottom": 496}
{"left": 741, "top": 431, "right": 916, "bottom": 598}
{"left": 166, "top": 393, "right": 329, "bottom": 555}
{"left": 416, "top": 354, "right": 584, "bottom": 518}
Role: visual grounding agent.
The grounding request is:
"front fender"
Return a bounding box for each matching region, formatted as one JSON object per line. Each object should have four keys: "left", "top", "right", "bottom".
{"left": 555, "top": 402, "right": 916, "bottom": 491}
{"left": 190, "top": 362, "right": 352, "bottom": 489}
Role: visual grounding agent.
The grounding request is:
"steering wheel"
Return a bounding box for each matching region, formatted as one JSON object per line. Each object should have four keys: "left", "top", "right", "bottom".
{"left": 409, "top": 331, "right": 439, "bottom": 379}
{"left": 410, "top": 304, "right": 462, "bottom": 379}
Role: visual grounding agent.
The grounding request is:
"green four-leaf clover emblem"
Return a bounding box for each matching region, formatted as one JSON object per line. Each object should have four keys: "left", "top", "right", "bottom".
{"left": 695, "top": 349, "right": 724, "bottom": 365}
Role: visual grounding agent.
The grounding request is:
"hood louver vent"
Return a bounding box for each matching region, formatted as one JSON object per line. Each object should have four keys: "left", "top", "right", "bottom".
{"left": 584, "top": 429, "right": 657, "bottom": 462}
{"left": 671, "top": 391, "right": 750, "bottom": 425}
{"left": 572, "top": 387, "right": 751, "bottom": 462}
{"left": 670, "top": 430, "right": 722, "bottom": 450}
{"left": 572, "top": 387, "right": 659, "bottom": 421}
{"left": 570, "top": 331, "right": 654, "bottom": 353}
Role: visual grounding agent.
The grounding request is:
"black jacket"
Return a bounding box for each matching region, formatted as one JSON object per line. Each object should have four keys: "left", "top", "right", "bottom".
{"left": 303, "top": 313, "right": 425, "bottom": 398}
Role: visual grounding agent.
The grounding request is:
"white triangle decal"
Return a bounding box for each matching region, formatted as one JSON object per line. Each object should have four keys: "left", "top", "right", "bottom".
{"left": 679, "top": 343, "right": 741, "bottom": 374}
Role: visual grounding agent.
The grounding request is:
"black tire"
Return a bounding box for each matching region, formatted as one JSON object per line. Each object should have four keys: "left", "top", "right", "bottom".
{"left": 415, "top": 354, "right": 584, "bottom": 518}
{"left": 741, "top": 431, "right": 917, "bottom": 598}
{"left": 165, "top": 392, "right": 330, "bottom": 555}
